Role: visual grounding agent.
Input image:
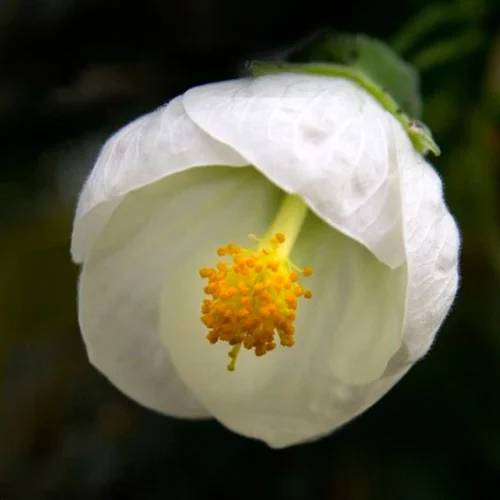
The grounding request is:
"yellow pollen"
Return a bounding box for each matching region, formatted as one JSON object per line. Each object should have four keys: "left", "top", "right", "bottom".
{"left": 199, "top": 232, "right": 313, "bottom": 371}
{"left": 303, "top": 267, "right": 314, "bottom": 277}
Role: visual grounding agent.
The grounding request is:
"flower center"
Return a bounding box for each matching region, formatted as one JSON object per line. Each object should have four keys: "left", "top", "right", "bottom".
{"left": 199, "top": 194, "right": 313, "bottom": 371}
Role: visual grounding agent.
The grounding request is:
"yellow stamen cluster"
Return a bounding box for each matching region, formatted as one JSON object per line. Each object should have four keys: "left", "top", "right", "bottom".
{"left": 199, "top": 233, "right": 313, "bottom": 371}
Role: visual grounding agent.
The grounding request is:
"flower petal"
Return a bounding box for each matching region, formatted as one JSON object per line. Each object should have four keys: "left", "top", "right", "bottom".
{"left": 78, "top": 166, "right": 282, "bottom": 418}
{"left": 393, "top": 123, "right": 460, "bottom": 362}
{"left": 71, "top": 96, "right": 248, "bottom": 263}
{"left": 296, "top": 216, "right": 407, "bottom": 384}
{"left": 160, "top": 214, "right": 406, "bottom": 447}
{"left": 183, "top": 73, "right": 406, "bottom": 269}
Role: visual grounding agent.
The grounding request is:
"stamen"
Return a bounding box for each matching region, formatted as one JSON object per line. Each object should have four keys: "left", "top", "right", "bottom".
{"left": 199, "top": 233, "right": 313, "bottom": 371}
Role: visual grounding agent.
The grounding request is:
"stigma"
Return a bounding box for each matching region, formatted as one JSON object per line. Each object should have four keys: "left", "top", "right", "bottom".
{"left": 199, "top": 232, "right": 313, "bottom": 371}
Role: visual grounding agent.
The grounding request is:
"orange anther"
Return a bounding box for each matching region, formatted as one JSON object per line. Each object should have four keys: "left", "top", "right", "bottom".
{"left": 199, "top": 231, "right": 313, "bottom": 371}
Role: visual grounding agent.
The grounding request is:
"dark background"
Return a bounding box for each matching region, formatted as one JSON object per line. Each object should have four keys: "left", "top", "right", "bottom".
{"left": 1, "top": 0, "right": 500, "bottom": 498}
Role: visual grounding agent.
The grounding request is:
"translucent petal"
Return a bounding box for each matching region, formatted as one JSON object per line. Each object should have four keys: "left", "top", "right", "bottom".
{"left": 393, "top": 122, "right": 460, "bottom": 362}
{"left": 71, "top": 96, "right": 247, "bottom": 263}
{"left": 78, "top": 166, "right": 282, "bottom": 418}
{"left": 160, "top": 214, "right": 406, "bottom": 447}
{"left": 183, "top": 73, "right": 406, "bottom": 269}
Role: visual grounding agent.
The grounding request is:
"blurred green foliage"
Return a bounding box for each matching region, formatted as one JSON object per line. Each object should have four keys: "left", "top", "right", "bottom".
{"left": 1, "top": 0, "right": 500, "bottom": 498}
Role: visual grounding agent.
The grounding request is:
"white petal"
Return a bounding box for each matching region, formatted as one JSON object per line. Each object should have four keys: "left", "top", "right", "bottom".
{"left": 183, "top": 73, "right": 405, "bottom": 269}
{"left": 78, "top": 166, "right": 282, "bottom": 418}
{"left": 393, "top": 123, "right": 460, "bottom": 362}
{"left": 160, "top": 214, "right": 406, "bottom": 447}
{"left": 71, "top": 96, "right": 248, "bottom": 263}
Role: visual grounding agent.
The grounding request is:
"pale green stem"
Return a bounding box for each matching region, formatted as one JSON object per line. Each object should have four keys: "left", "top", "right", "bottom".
{"left": 261, "top": 193, "right": 309, "bottom": 259}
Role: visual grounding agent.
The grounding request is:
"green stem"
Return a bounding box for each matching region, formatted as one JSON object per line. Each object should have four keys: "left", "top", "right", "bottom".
{"left": 262, "top": 193, "right": 309, "bottom": 259}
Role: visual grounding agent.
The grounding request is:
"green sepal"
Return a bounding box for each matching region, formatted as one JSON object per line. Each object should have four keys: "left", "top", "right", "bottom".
{"left": 248, "top": 60, "right": 440, "bottom": 157}
{"left": 285, "top": 32, "right": 423, "bottom": 119}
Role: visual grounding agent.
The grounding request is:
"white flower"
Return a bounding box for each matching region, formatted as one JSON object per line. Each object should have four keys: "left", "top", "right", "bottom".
{"left": 71, "top": 73, "right": 460, "bottom": 448}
